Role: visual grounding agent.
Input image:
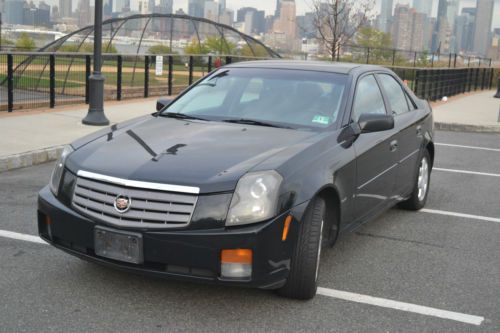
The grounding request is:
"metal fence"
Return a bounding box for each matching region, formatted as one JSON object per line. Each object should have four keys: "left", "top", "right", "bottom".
{"left": 0, "top": 52, "right": 496, "bottom": 112}
{"left": 0, "top": 52, "right": 260, "bottom": 112}
{"left": 337, "top": 44, "right": 492, "bottom": 68}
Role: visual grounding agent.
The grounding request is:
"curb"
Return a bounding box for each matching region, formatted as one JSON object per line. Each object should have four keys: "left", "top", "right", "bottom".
{"left": 435, "top": 122, "right": 500, "bottom": 134}
{"left": 0, "top": 146, "right": 64, "bottom": 173}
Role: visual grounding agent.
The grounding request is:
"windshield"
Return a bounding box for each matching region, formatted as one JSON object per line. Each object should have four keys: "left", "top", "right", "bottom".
{"left": 162, "top": 68, "right": 347, "bottom": 130}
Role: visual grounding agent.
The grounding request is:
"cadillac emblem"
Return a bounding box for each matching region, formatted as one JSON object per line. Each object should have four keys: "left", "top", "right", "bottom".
{"left": 114, "top": 195, "right": 131, "bottom": 213}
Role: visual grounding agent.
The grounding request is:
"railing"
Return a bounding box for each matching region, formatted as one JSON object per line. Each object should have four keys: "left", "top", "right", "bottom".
{"left": 0, "top": 52, "right": 263, "bottom": 112}
{"left": 387, "top": 67, "right": 495, "bottom": 101}
{"left": 336, "top": 44, "right": 492, "bottom": 68}
{"left": 0, "top": 52, "right": 496, "bottom": 112}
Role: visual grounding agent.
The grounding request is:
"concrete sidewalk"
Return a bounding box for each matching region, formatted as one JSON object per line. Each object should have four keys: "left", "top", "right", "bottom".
{"left": 0, "top": 97, "right": 157, "bottom": 171}
{"left": 432, "top": 90, "right": 500, "bottom": 133}
{"left": 1, "top": 90, "right": 499, "bottom": 172}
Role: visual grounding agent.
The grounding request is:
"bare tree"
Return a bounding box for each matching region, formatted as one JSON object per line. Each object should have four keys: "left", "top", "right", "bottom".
{"left": 311, "top": 0, "right": 374, "bottom": 60}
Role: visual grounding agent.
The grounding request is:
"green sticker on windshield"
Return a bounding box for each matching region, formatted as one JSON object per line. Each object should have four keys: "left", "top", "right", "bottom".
{"left": 312, "top": 115, "right": 330, "bottom": 125}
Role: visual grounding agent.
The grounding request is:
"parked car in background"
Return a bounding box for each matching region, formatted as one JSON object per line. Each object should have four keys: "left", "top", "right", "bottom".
{"left": 38, "top": 61, "right": 434, "bottom": 299}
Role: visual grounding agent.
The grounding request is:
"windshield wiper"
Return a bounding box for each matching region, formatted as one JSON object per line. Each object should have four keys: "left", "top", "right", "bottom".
{"left": 222, "top": 118, "right": 291, "bottom": 129}
{"left": 161, "top": 112, "right": 209, "bottom": 121}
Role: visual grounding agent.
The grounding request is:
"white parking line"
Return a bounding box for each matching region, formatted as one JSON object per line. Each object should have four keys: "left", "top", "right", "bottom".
{"left": 434, "top": 167, "right": 500, "bottom": 178}
{"left": 421, "top": 209, "right": 500, "bottom": 224}
{"left": 0, "top": 230, "right": 47, "bottom": 244}
{"left": 0, "top": 228, "right": 489, "bottom": 325}
{"left": 317, "top": 287, "right": 484, "bottom": 326}
{"left": 436, "top": 143, "right": 500, "bottom": 152}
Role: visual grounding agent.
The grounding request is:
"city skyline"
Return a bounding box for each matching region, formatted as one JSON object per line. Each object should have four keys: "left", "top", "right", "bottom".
{"left": 8, "top": 0, "right": 500, "bottom": 29}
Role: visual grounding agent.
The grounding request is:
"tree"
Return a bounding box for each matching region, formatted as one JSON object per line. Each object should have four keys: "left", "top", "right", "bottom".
{"left": 184, "top": 38, "right": 210, "bottom": 55}
{"left": 312, "top": 0, "right": 374, "bottom": 61}
{"left": 58, "top": 43, "right": 117, "bottom": 53}
{"left": 355, "top": 27, "right": 393, "bottom": 63}
{"left": 240, "top": 44, "right": 269, "bottom": 58}
{"left": 15, "top": 32, "right": 36, "bottom": 51}
{"left": 148, "top": 44, "right": 173, "bottom": 55}
{"left": 204, "top": 36, "right": 236, "bottom": 55}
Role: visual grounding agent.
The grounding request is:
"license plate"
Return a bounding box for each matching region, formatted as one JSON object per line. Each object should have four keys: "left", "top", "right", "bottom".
{"left": 94, "top": 226, "right": 143, "bottom": 264}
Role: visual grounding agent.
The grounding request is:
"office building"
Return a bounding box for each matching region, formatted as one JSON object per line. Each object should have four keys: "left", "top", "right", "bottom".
{"left": 188, "top": 0, "right": 204, "bottom": 18}
{"left": 159, "top": 0, "right": 173, "bottom": 14}
{"left": 391, "top": 4, "right": 426, "bottom": 51}
{"left": 4, "top": 0, "right": 24, "bottom": 25}
{"left": 432, "top": 0, "right": 448, "bottom": 52}
{"left": 379, "top": 0, "right": 393, "bottom": 33}
{"left": 59, "top": 0, "right": 72, "bottom": 18}
{"left": 473, "top": 0, "right": 494, "bottom": 56}
{"left": 412, "top": 0, "right": 432, "bottom": 17}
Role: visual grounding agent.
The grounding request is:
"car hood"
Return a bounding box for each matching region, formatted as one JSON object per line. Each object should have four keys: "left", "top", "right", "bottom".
{"left": 66, "top": 117, "right": 319, "bottom": 193}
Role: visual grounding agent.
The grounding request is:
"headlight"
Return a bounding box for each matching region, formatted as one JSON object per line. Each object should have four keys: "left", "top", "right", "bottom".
{"left": 50, "top": 145, "right": 74, "bottom": 196}
{"left": 226, "top": 171, "right": 283, "bottom": 226}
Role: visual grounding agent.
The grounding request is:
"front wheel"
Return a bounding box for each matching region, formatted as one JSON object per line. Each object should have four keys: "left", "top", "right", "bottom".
{"left": 399, "top": 150, "right": 431, "bottom": 211}
{"left": 277, "top": 197, "right": 325, "bottom": 300}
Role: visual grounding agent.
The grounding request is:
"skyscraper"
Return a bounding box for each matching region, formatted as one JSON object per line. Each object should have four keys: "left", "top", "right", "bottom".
{"left": 219, "top": 0, "right": 226, "bottom": 13}
{"left": 392, "top": 4, "right": 425, "bottom": 51}
{"left": 412, "top": 0, "right": 431, "bottom": 17}
{"left": 379, "top": 0, "right": 393, "bottom": 33}
{"left": 4, "top": 0, "right": 24, "bottom": 24}
{"left": 432, "top": 0, "right": 448, "bottom": 52}
{"left": 148, "top": 0, "right": 156, "bottom": 13}
{"left": 473, "top": 0, "right": 494, "bottom": 56}
{"left": 204, "top": 0, "right": 219, "bottom": 21}
{"left": 273, "top": 0, "right": 296, "bottom": 39}
{"left": 188, "top": 0, "right": 204, "bottom": 18}
{"left": 159, "top": 0, "right": 173, "bottom": 14}
{"left": 104, "top": 0, "right": 113, "bottom": 17}
{"left": 59, "top": 0, "right": 72, "bottom": 18}
{"left": 115, "top": 0, "right": 130, "bottom": 12}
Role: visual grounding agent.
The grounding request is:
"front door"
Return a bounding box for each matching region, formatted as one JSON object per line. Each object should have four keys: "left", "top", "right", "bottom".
{"left": 351, "top": 74, "right": 399, "bottom": 220}
{"left": 376, "top": 73, "right": 424, "bottom": 198}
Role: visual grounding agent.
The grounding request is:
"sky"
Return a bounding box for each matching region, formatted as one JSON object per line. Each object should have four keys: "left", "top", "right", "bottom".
{"left": 22, "top": 0, "right": 500, "bottom": 29}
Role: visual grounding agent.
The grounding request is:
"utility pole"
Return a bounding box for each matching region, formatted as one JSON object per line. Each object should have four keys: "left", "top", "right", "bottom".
{"left": 82, "top": 0, "right": 109, "bottom": 126}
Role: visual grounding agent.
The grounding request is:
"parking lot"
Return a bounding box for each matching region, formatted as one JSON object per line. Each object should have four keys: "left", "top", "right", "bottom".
{"left": 1, "top": 130, "right": 499, "bottom": 332}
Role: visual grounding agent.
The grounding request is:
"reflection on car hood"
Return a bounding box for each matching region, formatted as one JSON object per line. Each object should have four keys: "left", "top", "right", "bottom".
{"left": 66, "top": 117, "right": 319, "bottom": 193}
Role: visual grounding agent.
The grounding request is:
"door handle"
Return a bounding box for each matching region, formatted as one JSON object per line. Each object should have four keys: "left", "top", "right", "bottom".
{"left": 390, "top": 140, "right": 398, "bottom": 152}
{"left": 416, "top": 125, "right": 423, "bottom": 136}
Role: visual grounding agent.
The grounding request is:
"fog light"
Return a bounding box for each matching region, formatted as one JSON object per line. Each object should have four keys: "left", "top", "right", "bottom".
{"left": 221, "top": 249, "right": 252, "bottom": 279}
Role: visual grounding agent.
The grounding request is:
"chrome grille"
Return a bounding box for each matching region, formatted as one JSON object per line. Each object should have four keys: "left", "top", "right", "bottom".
{"left": 72, "top": 172, "right": 198, "bottom": 229}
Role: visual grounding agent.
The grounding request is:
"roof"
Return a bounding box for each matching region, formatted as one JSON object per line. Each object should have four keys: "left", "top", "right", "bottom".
{"left": 225, "top": 60, "right": 386, "bottom": 74}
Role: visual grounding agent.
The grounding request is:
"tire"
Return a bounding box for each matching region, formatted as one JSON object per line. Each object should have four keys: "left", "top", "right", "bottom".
{"left": 277, "top": 197, "right": 325, "bottom": 300}
{"left": 399, "top": 149, "right": 431, "bottom": 211}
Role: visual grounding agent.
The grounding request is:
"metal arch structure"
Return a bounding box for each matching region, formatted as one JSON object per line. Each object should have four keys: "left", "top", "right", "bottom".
{"left": 2, "top": 13, "right": 280, "bottom": 92}
{"left": 40, "top": 13, "right": 281, "bottom": 57}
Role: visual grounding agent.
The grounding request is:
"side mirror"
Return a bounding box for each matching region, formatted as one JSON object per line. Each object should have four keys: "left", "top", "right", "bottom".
{"left": 156, "top": 98, "right": 173, "bottom": 111}
{"left": 358, "top": 113, "right": 394, "bottom": 133}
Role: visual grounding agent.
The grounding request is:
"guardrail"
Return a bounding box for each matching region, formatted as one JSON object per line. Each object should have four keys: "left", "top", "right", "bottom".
{"left": 0, "top": 52, "right": 496, "bottom": 112}
{"left": 0, "top": 52, "right": 262, "bottom": 112}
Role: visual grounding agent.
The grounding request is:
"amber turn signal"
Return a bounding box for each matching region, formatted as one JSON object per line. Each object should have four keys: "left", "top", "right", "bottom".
{"left": 282, "top": 215, "right": 293, "bottom": 241}
{"left": 221, "top": 249, "right": 252, "bottom": 264}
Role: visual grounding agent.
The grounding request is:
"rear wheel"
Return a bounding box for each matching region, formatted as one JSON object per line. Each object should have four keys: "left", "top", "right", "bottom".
{"left": 399, "top": 149, "right": 431, "bottom": 210}
{"left": 277, "top": 197, "right": 325, "bottom": 300}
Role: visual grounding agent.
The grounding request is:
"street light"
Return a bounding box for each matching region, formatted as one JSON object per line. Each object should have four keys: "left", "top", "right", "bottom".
{"left": 82, "top": 0, "right": 110, "bottom": 126}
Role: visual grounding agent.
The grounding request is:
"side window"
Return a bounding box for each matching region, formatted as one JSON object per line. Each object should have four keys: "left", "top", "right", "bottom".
{"left": 352, "top": 75, "right": 386, "bottom": 122}
{"left": 377, "top": 74, "right": 410, "bottom": 115}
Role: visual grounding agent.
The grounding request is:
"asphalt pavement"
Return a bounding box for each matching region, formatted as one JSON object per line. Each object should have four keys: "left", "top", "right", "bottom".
{"left": 0, "top": 130, "right": 499, "bottom": 332}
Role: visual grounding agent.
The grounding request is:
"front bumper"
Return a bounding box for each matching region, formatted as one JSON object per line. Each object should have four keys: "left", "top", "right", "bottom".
{"left": 38, "top": 186, "right": 309, "bottom": 289}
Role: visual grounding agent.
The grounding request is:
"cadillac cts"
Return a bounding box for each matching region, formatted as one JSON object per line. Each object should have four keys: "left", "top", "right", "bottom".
{"left": 38, "top": 61, "right": 434, "bottom": 300}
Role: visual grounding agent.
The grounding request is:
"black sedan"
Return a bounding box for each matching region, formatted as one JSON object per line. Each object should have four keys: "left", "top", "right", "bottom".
{"left": 38, "top": 61, "right": 434, "bottom": 300}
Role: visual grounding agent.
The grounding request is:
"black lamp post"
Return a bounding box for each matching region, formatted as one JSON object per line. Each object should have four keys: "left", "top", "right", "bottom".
{"left": 82, "top": 0, "right": 110, "bottom": 126}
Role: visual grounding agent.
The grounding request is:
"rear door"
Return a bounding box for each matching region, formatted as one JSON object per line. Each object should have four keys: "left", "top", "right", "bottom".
{"left": 376, "top": 73, "right": 424, "bottom": 197}
{"left": 351, "top": 74, "right": 399, "bottom": 220}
